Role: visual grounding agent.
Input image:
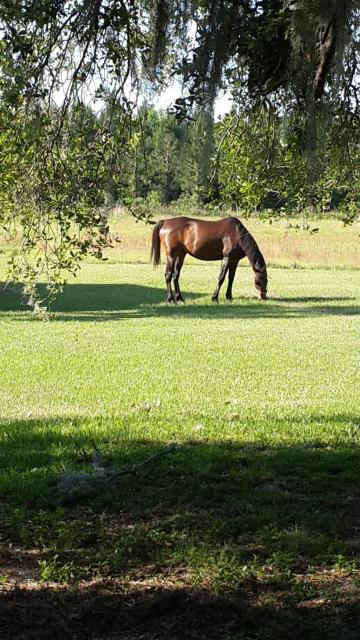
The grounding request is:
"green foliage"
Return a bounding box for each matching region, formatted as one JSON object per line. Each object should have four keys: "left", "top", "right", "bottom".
{"left": 0, "top": 101, "right": 131, "bottom": 307}
{"left": 0, "top": 98, "right": 135, "bottom": 308}
{"left": 217, "top": 107, "right": 360, "bottom": 218}
{"left": 217, "top": 109, "right": 308, "bottom": 214}
{"left": 38, "top": 556, "right": 76, "bottom": 583}
{"left": 0, "top": 1, "right": 141, "bottom": 305}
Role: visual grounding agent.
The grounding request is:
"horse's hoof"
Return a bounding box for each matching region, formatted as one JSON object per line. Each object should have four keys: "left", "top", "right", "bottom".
{"left": 166, "top": 297, "right": 176, "bottom": 304}
{"left": 211, "top": 297, "right": 219, "bottom": 304}
{"left": 226, "top": 296, "right": 233, "bottom": 302}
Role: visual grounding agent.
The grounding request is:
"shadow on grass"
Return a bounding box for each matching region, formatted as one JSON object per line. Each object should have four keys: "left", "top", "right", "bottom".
{"left": 1, "top": 582, "right": 359, "bottom": 640}
{"left": 270, "top": 296, "right": 358, "bottom": 303}
{"left": 0, "top": 283, "right": 198, "bottom": 312}
{"left": 1, "top": 413, "right": 360, "bottom": 638}
{"left": 1, "top": 283, "right": 359, "bottom": 320}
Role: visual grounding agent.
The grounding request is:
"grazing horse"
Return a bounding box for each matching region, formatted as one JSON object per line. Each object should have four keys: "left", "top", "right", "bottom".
{"left": 150, "top": 216, "right": 268, "bottom": 303}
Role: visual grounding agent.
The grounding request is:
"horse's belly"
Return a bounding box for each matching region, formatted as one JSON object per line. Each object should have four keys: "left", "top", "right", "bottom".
{"left": 189, "top": 241, "right": 224, "bottom": 261}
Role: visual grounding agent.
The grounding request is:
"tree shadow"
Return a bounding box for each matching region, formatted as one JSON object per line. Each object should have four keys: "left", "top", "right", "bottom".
{"left": 140, "top": 299, "right": 360, "bottom": 321}
{"left": 0, "top": 283, "right": 201, "bottom": 313}
{"left": 0, "top": 284, "right": 360, "bottom": 322}
{"left": 2, "top": 283, "right": 359, "bottom": 321}
{"left": 1, "top": 413, "right": 360, "bottom": 546}
{"left": 1, "top": 582, "right": 359, "bottom": 640}
{"left": 53, "top": 283, "right": 203, "bottom": 312}
{"left": 1, "top": 413, "right": 360, "bottom": 638}
{"left": 271, "top": 296, "right": 357, "bottom": 304}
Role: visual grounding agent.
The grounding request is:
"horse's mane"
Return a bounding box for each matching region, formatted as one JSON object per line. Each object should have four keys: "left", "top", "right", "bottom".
{"left": 235, "top": 220, "right": 266, "bottom": 272}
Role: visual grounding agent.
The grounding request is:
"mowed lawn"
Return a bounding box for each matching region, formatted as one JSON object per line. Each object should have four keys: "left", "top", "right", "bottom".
{"left": 0, "top": 216, "right": 360, "bottom": 639}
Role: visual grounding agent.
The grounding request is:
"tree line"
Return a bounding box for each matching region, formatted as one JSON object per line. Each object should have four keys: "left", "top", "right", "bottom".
{"left": 99, "top": 103, "right": 360, "bottom": 223}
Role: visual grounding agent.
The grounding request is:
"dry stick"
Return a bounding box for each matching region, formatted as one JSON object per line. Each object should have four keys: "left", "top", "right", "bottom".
{"left": 103, "top": 443, "right": 177, "bottom": 486}
{"left": 0, "top": 281, "right": 19, "bottom": 294}
{"left": 57, "top": 443, "right": 177, "bottom": 504}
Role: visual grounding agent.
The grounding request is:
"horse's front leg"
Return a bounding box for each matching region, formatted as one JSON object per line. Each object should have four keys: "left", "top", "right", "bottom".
{"left": 226, "top": 259, "right": 239, "bottom": 301}
{"left": 165, "top": 257, "right": 176, "bottom": 303}
{"left": 212, "top": 257, "right": 229, "bottom": 303}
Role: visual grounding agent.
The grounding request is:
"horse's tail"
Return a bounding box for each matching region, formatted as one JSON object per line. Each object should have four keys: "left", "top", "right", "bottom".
{"left": 150, "top": 220, "right": 164, "bottom": 266}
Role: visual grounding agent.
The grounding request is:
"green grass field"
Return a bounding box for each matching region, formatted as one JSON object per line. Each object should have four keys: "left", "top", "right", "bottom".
{"left": 1, "top": 215, "right": 360, "bottom": 639}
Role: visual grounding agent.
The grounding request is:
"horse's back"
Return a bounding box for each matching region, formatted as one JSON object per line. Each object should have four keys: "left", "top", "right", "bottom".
{"left": 159, "top": 216, "right": 242, "bottom": 261}
{"left": 161, "top": 215, "right": 240, "bottom": 234}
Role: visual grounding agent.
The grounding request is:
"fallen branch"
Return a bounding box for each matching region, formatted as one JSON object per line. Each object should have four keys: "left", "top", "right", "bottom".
{"left": 56, "top": 443, "right": 176, "bottom": 505}
{"left": 0, "top": 281, "right": 19, "bottom": 294}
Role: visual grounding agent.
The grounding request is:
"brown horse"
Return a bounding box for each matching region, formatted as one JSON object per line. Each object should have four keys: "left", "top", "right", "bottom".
{"left": 150, "top": 216, "right": 268, "bottom": 303}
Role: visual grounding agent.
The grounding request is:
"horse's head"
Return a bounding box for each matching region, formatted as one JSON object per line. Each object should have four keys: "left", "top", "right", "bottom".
{"left": 254, "top": 266, "right": 268, "bottom": 300}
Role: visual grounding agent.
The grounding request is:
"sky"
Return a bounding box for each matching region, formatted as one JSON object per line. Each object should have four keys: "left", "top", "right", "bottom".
{"left": 152, "top": 80, "right": 234, "bottom": 119}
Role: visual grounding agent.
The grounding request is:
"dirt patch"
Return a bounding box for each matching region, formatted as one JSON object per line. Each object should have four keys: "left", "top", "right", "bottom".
{"left": 0, "top": 585, "right": 236, "bottom": 640}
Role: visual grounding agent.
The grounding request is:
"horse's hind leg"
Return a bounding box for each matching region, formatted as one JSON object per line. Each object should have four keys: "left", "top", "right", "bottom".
{"left": 226, "top": 259, "right": 239, "bottom": 301}
{"left": 212, "top": 257, "right": 229, "bottom": 303}
{"left": 165, "top": 256, "right": 176, "bottom": 303}
{"left": 173, "top": 254, "right": 185, "bottom": 302}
